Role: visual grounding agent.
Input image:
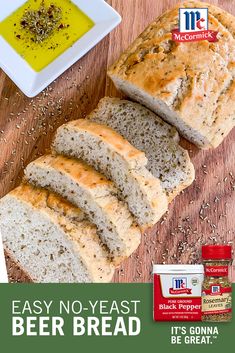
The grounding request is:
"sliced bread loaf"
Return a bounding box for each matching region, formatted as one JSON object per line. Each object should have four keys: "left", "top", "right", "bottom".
{"left": 52, "top": 119, "right": 168, "bottom": 227}
{"left": 0, "top": 184, "right": 115, "bottom": 283}
{"left": 88, "top": 97, "right": 195, "bottom": 201}
{"left": 24, "top": 155, "right": 141, "bottom": 263}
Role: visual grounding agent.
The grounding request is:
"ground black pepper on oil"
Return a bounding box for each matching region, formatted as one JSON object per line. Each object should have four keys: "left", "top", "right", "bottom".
{"left": 201, "top": 245, "right": 232, "bottom": 322}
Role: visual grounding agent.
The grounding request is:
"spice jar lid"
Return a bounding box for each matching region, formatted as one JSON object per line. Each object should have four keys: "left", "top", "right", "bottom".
{"left": 202, "top": 245, "right": 232, "bottom": 260}
{"left": 153, "top": 264, "right": 204, "bottom": 274}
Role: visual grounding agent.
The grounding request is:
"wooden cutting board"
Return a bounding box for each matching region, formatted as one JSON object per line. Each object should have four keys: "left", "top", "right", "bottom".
{"left": 0, "top": 0, "right": 234, "bottom": 282}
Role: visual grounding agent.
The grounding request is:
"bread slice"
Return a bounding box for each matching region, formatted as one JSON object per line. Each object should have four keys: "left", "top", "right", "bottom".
{"left": 107, "top": 1, "right": 235, "bottom": 148}
{"left": 52, "top": 119, "right": 168, "bottom": 227}
{"left": 0, "top": 184, "right": 115, "bottom": 283}
{"left": 88, "top": 97, "right": 195, "bottom": 201}
{"left": 24, "top": 155, "right": 141, "bottom": 263}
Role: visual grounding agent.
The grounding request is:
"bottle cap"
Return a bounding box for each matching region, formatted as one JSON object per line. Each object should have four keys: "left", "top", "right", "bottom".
{"left": 202, "top": 245, "right": 232, "bottom": 260}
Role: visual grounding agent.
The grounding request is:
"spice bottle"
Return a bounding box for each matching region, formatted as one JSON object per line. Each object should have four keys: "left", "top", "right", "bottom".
{"left": 201, "top": 245, "right": 232, "bottom": 322}
{"left": 153, "top": 264, "right": 204, "bottom": 321}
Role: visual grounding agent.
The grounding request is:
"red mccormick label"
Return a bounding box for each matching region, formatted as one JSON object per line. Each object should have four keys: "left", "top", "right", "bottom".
{"left": 154, "top": 273, "right": 203, "bottom": 321}
{"left": 204, "top": 265, "right": 228, "bottom": 277}
{"left": 202, "top": 285, "right": 232, "bottom": 315}
{"left": 172, "top": 8, "right": 218, "bottom": 43}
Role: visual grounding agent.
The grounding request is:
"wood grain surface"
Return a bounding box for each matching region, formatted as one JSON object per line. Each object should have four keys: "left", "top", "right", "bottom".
{"left": 0, "top": 0, "right": 234, "bottom": 283}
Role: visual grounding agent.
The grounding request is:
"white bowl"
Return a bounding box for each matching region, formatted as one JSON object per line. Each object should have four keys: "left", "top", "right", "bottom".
{"left": 0, "top": 0, "right": 121, "bottom": 97}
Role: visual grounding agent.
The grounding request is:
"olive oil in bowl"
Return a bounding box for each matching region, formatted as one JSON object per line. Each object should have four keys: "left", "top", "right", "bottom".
{"left": 0, "top": 0, "right": 94, "bottom": 71}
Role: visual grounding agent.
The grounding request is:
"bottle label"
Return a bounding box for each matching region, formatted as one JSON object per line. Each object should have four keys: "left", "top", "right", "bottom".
{"left": 153, "top": 273, "right": 203, "bottom": 321}
{"left": 201, "top": 285, "right": 232, "bottom": 315}
{"left": 204, "top": 265, "right": 228, "bottom": 277}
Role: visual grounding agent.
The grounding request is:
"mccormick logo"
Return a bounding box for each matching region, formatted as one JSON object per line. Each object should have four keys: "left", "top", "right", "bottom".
{"left": 169, "top": 277, "right": 192, "bottom": 295}
{"left": 172, "top": 8, "right": 218, "bottom": 43}
{"left": 211, "top": 285, "right": 221, "bottom": 295}
{"left": 205, "top": 266, "right": 228, "bottom": 277}
{"left": 179, "top": 8, "right": 208, "bottom": 32}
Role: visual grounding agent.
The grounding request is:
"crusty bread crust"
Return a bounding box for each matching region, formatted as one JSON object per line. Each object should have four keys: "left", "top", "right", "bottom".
{"left": 30, "top": 154, "right": 114, "bottom": 190}
{"left": 108, "top": 1, "right": 235, "bottom": 148}
{"left": 16, "top": 183, "right": 86, "bottom": 221}
{"left": 4, "top": 249, "right": 33, "bottom": 283}
{"left": 66, "top": 119, "right": 147, "bottom": 166}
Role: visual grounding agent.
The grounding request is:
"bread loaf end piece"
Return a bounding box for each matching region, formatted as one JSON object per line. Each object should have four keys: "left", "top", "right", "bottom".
{"left": 108, "top": 1, "right": 235, "bottom": 148}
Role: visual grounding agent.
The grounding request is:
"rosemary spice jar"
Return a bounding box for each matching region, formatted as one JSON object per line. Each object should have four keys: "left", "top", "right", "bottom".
{"left": 201, "top": 245, "right": 232, "bottom": 322}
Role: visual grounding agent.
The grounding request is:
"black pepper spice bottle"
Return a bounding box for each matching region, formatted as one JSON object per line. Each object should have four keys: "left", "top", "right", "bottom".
{"left": 201, "top": 245, "right": 232, "bottom": 322}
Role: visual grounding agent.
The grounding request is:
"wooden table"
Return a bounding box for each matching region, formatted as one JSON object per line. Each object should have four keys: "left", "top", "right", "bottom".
{"left": 0, "top": 0, "right": 234, "bottom": 282}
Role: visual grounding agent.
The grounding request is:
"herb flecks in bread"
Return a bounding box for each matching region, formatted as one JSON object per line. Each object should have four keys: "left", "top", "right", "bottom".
{"left": 0, "top": 184, "right": 115, "bottom": 283}
{"left": 108, "top": 1, "right": 235, "bottom": 148}
{"left": 52, "top": 119, "right": 168, "bottom": 227}
{"left": 24, "top": 154, "right": 141, "bottom": 264}
{"left": 88, "top": 97, "right": 194, "bottom": 201}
